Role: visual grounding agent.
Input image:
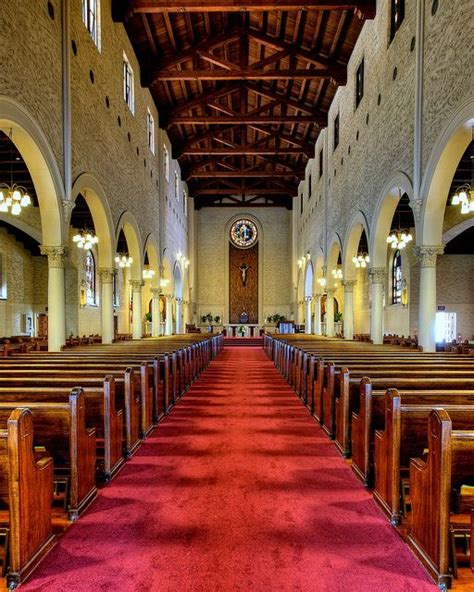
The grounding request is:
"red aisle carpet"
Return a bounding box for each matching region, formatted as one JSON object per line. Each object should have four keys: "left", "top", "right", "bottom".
{"left": 23, "top": 347, "right": 436, "bottom": 592}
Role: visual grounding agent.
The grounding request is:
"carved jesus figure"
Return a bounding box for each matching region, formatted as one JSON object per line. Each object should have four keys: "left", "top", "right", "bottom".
{"left": 239, "top": 263, "right": 251, "bottom": 287}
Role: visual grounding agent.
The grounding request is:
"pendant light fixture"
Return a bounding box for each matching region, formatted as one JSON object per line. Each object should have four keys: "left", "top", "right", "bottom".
{"left": 0, "top": 129, "right": 32, "bottom": 215}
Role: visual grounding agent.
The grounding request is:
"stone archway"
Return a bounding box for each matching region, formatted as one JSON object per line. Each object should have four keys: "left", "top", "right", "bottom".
{"left": 0, "top": 97, "right": 65, "bottom": 350}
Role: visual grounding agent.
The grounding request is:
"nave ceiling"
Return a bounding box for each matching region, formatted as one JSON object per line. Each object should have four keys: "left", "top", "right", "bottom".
{"left": 113, "top": 1, "right": 375, "bottom": 208}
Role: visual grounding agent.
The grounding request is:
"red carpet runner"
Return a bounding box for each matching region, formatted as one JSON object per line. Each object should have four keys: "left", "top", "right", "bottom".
{"left": 23, "top": 347, "right": 436, "bottom": 591}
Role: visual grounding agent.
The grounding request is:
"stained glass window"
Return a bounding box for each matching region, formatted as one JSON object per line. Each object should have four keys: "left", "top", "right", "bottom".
{"left": 85, "top": 250, "right": 96, "bottom": 306}
{"left": 392, "top": 249, "right": 402, "bottom": 304}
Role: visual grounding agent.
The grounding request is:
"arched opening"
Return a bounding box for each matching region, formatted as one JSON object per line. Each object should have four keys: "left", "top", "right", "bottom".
{"left": 325, "top": 239, "right": 343, "bottom": 336}
{"left": 142, "top": 234, "right": 160, "bottom": 336}
{"left": 370, "top": 180, "right": 415, "bottom": 343}
{"left": 0, "top": 103, "right": 64, "bottom": 350}
{"left": 432, "top": 138, "right": 474, "bottom": 347}
{"left": 114, "top": 214, "right": 143, "bottom": 339}
{"left": 173, "top": 262, "right": 184, "bottom": 334}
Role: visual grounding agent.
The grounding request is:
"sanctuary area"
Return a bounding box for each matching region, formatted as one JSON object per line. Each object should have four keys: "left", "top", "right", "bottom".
{"left": 0, "top": 0, "right": 472, "bottom": 590}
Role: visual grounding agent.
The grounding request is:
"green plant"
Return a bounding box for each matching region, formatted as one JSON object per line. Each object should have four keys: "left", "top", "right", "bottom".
{"left": 201, "top": 313, "right": 213, "bottom": 324}
{"left": 238, "top": 325, "right": 246, "bottom": 336}
{"left": 214, "top": 315, "right": 221, "bottom": 324}
{"left": 334, "top": 311, "right": 343, "bottom": 323}
{"left": 144, "top": 312, "right": 152, "bottom": 322}
{"left": 267, "top": 313, "right": 286, "bottom": 324}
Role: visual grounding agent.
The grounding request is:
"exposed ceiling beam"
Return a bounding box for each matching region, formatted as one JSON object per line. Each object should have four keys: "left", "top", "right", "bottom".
{"left": 163, "top": 83, "right": 241, "bottom": 120}
{"left": 117, "top": 1, "right": 375, "bottom": 18}
{"left": 192, "top": 188, "right": 296, "bottom": 195}
{"left": 188, "top": 171, "right": 303, "bottom": 178}
{"left": 168, "top": 115, "right": 322, "bottom": 127}
{"left": 182, "top": 147, "right": 310, "bottom": 155}
{"left": 154, "top": 68, "right": 342, "bottom": 81}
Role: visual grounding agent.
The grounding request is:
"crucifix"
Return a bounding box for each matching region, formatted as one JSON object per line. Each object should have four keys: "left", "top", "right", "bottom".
{"left": 239, "top": 262, "right": 251, "bottom": 287}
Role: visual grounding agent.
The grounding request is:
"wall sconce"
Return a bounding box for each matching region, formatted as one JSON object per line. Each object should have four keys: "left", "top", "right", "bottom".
{"left": 318, "top": 277, "right": 327, "bottom": 287}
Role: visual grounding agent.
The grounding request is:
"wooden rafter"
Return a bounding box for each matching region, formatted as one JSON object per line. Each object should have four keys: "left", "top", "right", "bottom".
{"left": 116, "top": 1, "right": 376, "bottom": 17}
{"left": 115, "top": 0, "right": 375, "bottom": 208}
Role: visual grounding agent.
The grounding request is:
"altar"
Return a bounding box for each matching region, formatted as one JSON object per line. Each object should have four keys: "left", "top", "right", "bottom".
{"left": 226, "top": 324, "right": 260, "bottom": 337}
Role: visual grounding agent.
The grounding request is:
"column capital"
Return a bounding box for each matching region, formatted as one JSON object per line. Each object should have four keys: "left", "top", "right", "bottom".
{"left": 326, "top": 288, "right": 336, "bottom": 297}
{"left": 413, "top": 245, "right": 444, "bottom": 268}
{"left": 175, "top": 297, "right": 183, "bottom": 304}
{"left": 342, "top": 279, "right": 357, "bottom": 292}
{"left": 312, "top": 292, "right": 322, "bottom": 300}
{"left": 151, "top": 287, "right": 161, "bottom": 298}
{"left": 304, "top": 295, "right": 313, "bottom": 303}
{"left": 130, "top": 279, "right": 144, "bottom": 291}
{"left": 62, "top": 199, "right": 76, "bottom": 227}
{"left": 369, "top": 267, "right": 386, "bottom": 284}
{"left": 40, "top": 245, "right": 66, "bottom": 268}
{"left": 164, "top": 293, "right": 174, "bottom": 301}
{"left": 99, "top": 267, "right": 115, "bottom": 284}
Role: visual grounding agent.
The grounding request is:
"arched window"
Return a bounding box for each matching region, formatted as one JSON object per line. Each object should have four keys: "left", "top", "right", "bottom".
{"left": 392, "top": 250, "right": 402, "bottom": 304}
{"left": 85, "top": 250, "right": 96, "bottom": 306}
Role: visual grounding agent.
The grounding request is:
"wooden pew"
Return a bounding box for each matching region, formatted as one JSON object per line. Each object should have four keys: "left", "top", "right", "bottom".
{"left": 351, "top": 380, "right": 474, "bottom": 487}
{"left": 0, "top": 390, "right": 97, "bottom": 522}
{"left": 333, "top": 369, "right": 474, "bottom": 458}
{"left": 0, "top": 378, "right": 123, "bottom": 482}
{"left": 372, "top": 390, "right": 474, "bottom": 526}
{"left": 0, "top": 408, "right": 55, "bottom": 589}
{"left": 408, "top": 409, "right": 474, "bottom": 590}
{"left": 0, "top": 371, "right": 140, "bottom": 459}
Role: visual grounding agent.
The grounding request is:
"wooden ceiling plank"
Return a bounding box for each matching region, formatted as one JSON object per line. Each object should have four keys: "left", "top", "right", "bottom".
{"left": 171, "top": 115, "right": 322, "bottom": 125}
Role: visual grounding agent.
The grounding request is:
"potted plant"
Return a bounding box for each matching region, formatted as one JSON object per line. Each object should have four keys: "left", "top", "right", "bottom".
{"left": 201, "top": 313, "right": 213, "bottom": 333}
{"left": 334, "top": 312, "right": 343, "bottom": 323}
{"left": 144, "top": 312, "right": 152, "bottom": 323}
{"left": 238, "top": 325, "right": 246, "bottom": 337}
{"left": 214, "top": 315, "right": 221, "bottom": 325}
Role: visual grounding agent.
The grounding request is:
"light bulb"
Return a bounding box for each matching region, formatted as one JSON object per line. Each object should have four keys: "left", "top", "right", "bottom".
{"left": 11, "top": 202, "right": 21, "bottom": 215}
{"left": 461, "top": 202, "right": 469, "bottom": 215}
{"left": 6, "top": 197, "right": 12, "bottom": 206}
{"left": 459, "top": 190, "right": 468, "bottom": 201}
{"left": 0, "top": 191, "right": 4, "bottom": 202}
{"left": 0, "top": 203, "right": 8, "bottom": 212}
{"left": 12, "top": 189, "right": 21, "bottom": 201}
{"left": 20, "top": 194, "right": 31, "bottom": 207}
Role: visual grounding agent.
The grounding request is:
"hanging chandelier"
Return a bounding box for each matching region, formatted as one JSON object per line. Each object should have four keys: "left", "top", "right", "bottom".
{"left": 0, "top": 129, "right": 32, "bottom": 216}
{"left": 115, "top": 253, "right": 133, "bottom": 268}
{"left": 452, "top": 126, "right": 474, "bottom": 214}
{"left": 73, "top": 229, "right": 98, "bottom": 249}
{"left": 386, "top": 230, "right": 413, "bottom": 250}
{"left": 352, "top": 253, "right": 370, "bottom": 268}
{"left": 332, "top": 267, "right": 343, "bottom": 279}
{"left": 143, "top": 266, "right": 155, "bottom": 279}
{"left": 451, "top": 185, "right": 474, "bottom": 214}
{"left": 317, "top": 277, "right": 326, "bottom": 287}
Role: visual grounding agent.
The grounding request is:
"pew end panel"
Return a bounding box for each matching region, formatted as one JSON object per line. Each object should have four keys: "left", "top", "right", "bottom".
{"left": 4, "top": 408, "right": 55, "bottom": 589}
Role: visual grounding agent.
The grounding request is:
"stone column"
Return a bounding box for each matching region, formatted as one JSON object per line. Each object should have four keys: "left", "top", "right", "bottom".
{"left": 313, "top": 293, "right": 322, "bottom": 335}
{"left": 130, "top": 280, "right": 144, "bottom": 340}
{"left": 99, "top": 268, "right": 115, "bottom": 344}
{"left": 342, "top": 280, "right": 356, "bottom": 340}
{"left": 369, "top": 267, "right": 386, "bottom": 345}
{"left": 165, "top": 294, "right": 173, "bottom": 335}
{"left": 151, "top": 288, "right": 161, "bottom": 337}
{"left": 415, "top": 246, "right": 444, "bottom": 353}
{"left": 175, "top": 298, "right": 183, "bottom": 334}
{"left": 40, "top": 246, "right": 66, "bottom": 352}
{"left": 325, "top": 288, "right": 335, "bottom": 337}
{"left": 183, "top": 300, "right": 190, "bottom": 329}
{"left": 304, "top": 296, "right": 313, "bottom": 334}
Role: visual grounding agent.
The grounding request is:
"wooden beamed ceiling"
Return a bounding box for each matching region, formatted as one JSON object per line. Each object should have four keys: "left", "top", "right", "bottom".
{"left": 114, "top": 1, "right": 375, "bottom": 208}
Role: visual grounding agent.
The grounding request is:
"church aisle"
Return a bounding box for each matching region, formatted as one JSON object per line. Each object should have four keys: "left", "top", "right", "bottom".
{"left": 22, "top": 347, "right": 436, "bottom": 592}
